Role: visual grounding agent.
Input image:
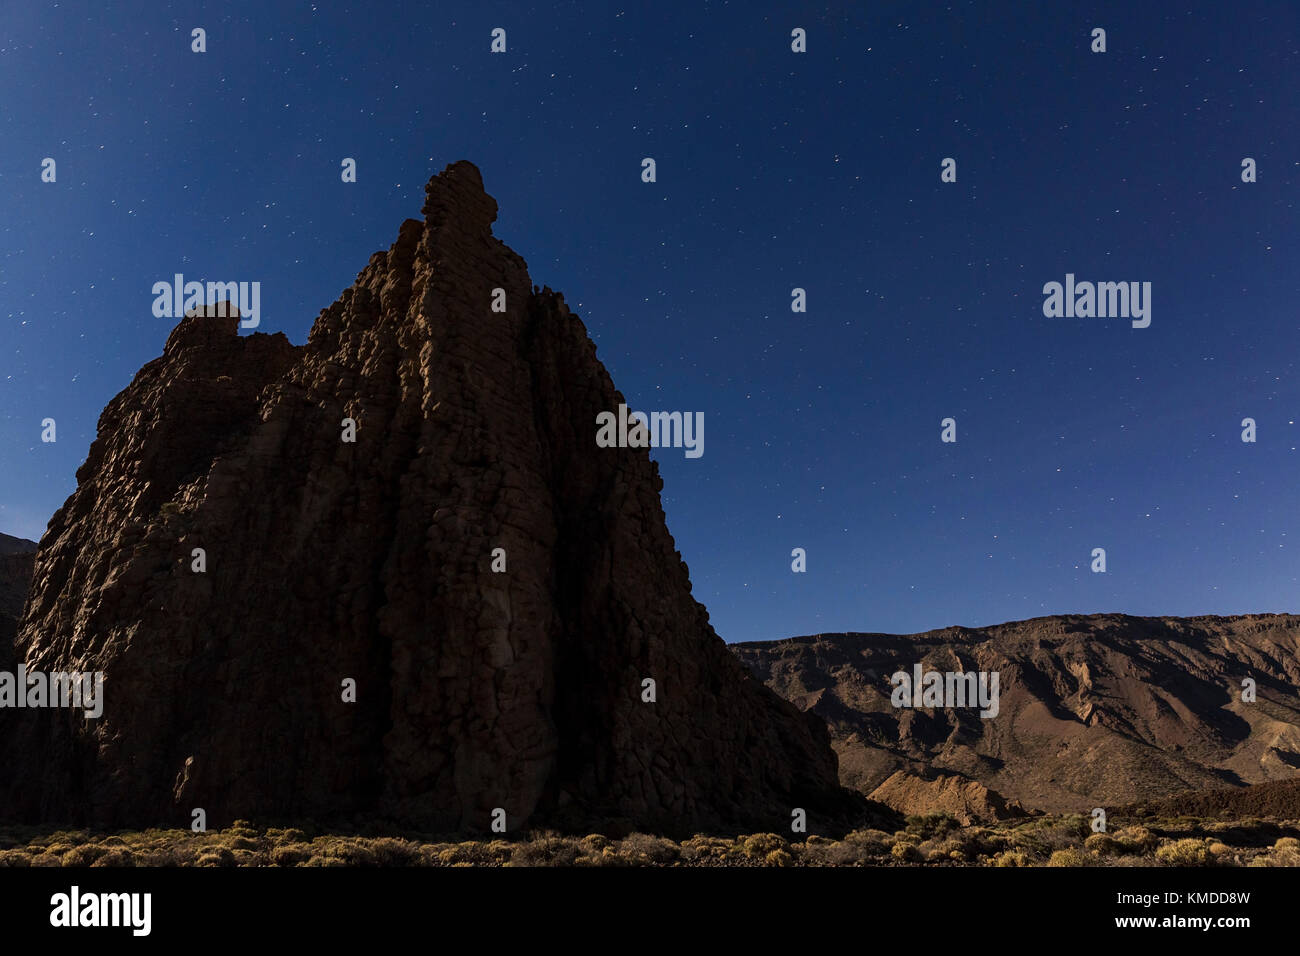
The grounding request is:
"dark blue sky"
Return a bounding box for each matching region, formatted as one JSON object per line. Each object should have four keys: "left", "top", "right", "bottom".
{"left": 3, "top": 1, "right": 1298, "bottom": 641}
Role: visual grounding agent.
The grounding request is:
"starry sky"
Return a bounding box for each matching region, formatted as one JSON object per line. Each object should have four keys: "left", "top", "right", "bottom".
{"left": 2, "top": 1, "right": 1298, "bottom": 642}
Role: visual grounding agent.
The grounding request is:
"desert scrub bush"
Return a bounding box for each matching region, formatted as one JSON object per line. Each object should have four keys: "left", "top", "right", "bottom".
{"left": 194, "top": 847, "right": 237, "bottom": 867}
{"left": 960, "top": 827, "right": 1010, "bottom": 856}
{"left": 1207, "top": 841, "right": 1235, "bottom": 863}
{"left": 1113, "top": 826, "right": 1158, "bottom": 854}
{"left": 0, "top": 850, "right": 32, "bottom": 867}
{"left": 271, "top": 844, "right": 313, "bottom": 866}
{"left": 1154, "top": 838, "right": 1217, "bottom": 866}
{"left": 581, "top": 846, "right": 633, "bottom": 867}
{"left": 1083, "top": 833, "right": 1123, "bottom": 856}
{"left": 1046, "top": 848, "right": 1095, "bottom": 867}
{"left": 427, "top": 840, "right": 499, "bottom": 866}
{"left": 30, "top": 847, "right": 71, "bottom": 867}
{"left": 368, "top": 837, "right": 420, "bottom": 866}
{"left": 918, "top": 838, "right": 970, "bottom": 863}
{"left": 132, "top": 844, "right": 190, "bottom": 866}
{"left": 844, "top": 829, "right": 893, "bottom": 852}
{"left": 91, "top": 848, "right": 136, "bottom": 868}
{"left": 579, "top": 834, "right": 612, "bottom": 854}
{"left": 274, "top": 828, "right": 307, "bottom": 845}
{"left": 60, "top": 844, "right": 109, "bottom": 866}
{"left": 617, "top": 833, "right": 680, "bottom": 865}
{"left": 1035, "top": 815, "right": 1092, "bottom": 851}
{"left": 312, "top": 837, "right": 380, "bottom": 866}
{"left": 994, "top": 850, "right": 1028, "bottom": 867}
{"left": 740, "top": 833, "right": 788, "bottom": 859}
{"left": 1249, "top": 836, "right": 1300, "bottom": 867}
{"left": 800, "top": 832, "right": 894, "bottom": 868}
{"left": 810, "top": 840, "right": 877, "bottom": 866}
{"left": 34, "top": 841, "right": 74, "bottom": 856}
{"left": 509, "top": 834, "right": 580, "bottom": 867}
{"left": 764, "top": 849, "right": 793, "bottom": 867}
{"left": 903, "top": 814, "right": 959, "bottom": 841}
{"left": 676, "top": 836, "right": 736, "bottom": 863}
{"left": 890, "top": 841, "right": 922, "bottom": 863}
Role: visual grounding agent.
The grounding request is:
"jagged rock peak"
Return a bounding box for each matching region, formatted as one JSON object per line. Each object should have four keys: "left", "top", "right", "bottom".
{"left": 1, "top": 161, "right": 877, "bottom": 837}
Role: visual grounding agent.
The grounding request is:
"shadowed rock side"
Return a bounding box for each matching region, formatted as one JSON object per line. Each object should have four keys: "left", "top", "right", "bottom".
{"left": 0, "top": 162, "right": 877, "bottom": 836}
{"left": 0, "top": 534, "right": 37, "bottom": 671}
{"left": 732, "top": 614, "right": 1300, "bottom": 813}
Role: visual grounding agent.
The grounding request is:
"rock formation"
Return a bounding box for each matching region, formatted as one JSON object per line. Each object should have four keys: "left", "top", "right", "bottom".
{"left": 0, "top": 161, "right": 872, "bottom": 836}
{"left": 732, "top": 614, "right": 1300, "bottom": 813}
{"left": 867, "top": 770, "right": 1029, "bottom": 825}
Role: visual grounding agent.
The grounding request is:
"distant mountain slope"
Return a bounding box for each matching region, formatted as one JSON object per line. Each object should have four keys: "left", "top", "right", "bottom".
{"left": 0, "top": 532, "right": 38, "bottom": 557}
{"left": 1121, "top": 777, "right": 1300, "bottom": 821}
{"left": 732, "top": 614, "right": 1300, "bottom": 813}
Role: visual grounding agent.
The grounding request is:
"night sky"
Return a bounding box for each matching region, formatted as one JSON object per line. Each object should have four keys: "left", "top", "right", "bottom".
{"left": 2, "top": 2, "right": 1298, "bottom": 642}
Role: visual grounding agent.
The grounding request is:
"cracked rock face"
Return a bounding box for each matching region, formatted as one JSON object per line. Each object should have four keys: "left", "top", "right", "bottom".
{"left": 1, "top": 161, "right": 867, "bottom": 835}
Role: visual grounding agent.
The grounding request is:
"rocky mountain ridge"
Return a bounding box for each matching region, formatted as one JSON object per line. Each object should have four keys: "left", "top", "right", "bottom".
{"left": 732, "top": 613, "right": 1300, "bottom": 813}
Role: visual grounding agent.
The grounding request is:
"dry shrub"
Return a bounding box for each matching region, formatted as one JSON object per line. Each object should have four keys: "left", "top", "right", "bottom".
{"left": 680, "top": 835, "right": 732, "bottom": 863}
{"left": 903, "top": 814, "right": 960, "bottom": 841}
{"left": 1250, "top": 836, "right": 1300, "bottom": 867}
{"left": 1046, "top": 848, "right": 1094, "bottom": 867}
{"left": 435, "top": 842, "right": 492, "bottom": 866}
{"left": 741, "top": 833, "right": 787, "bottom": 859}
{"left": 890, "top": 841, "right": 922, "bottom": 863}
{"left": 809, "top": 841, "right": 874, "bottom": 865}
{"left": 271, "top": 844, "right": 313, "bottom": 866}
{"left": 1155, "top": 838, "right": 1217, "bottom": 866}
{"left": 764, "top": 849, "right": 792, "bottom": 867}
{"left": 194, "top": 846, "right": 237, "bottom": 867}
{"left": 579, "top": 834, "right": 612, "bottom": 854}
{"left": 617, "top": 833, "right": 680, "bottom": 865}
{"left": 1084, "top": 833, "right": 1122, "bottom": 856}
{"left": 509, "top": 834, "right": 580, "bottom": 867}
{"left": 844, "top": 829, "right": 893, "bottom": 852}
{"left": 369, "top": 837, "right": 420, "bottom": 866}
{"left": 1113, "top": 826, "right": 1158, "bottom": 854}
{"left": 60, "top": 844, "right": 109, "bottom": 866}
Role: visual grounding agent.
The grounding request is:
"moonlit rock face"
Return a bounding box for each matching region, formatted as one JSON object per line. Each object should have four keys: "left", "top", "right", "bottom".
{"left": 0, "top": 162, "right": 871, "bottom": 835}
